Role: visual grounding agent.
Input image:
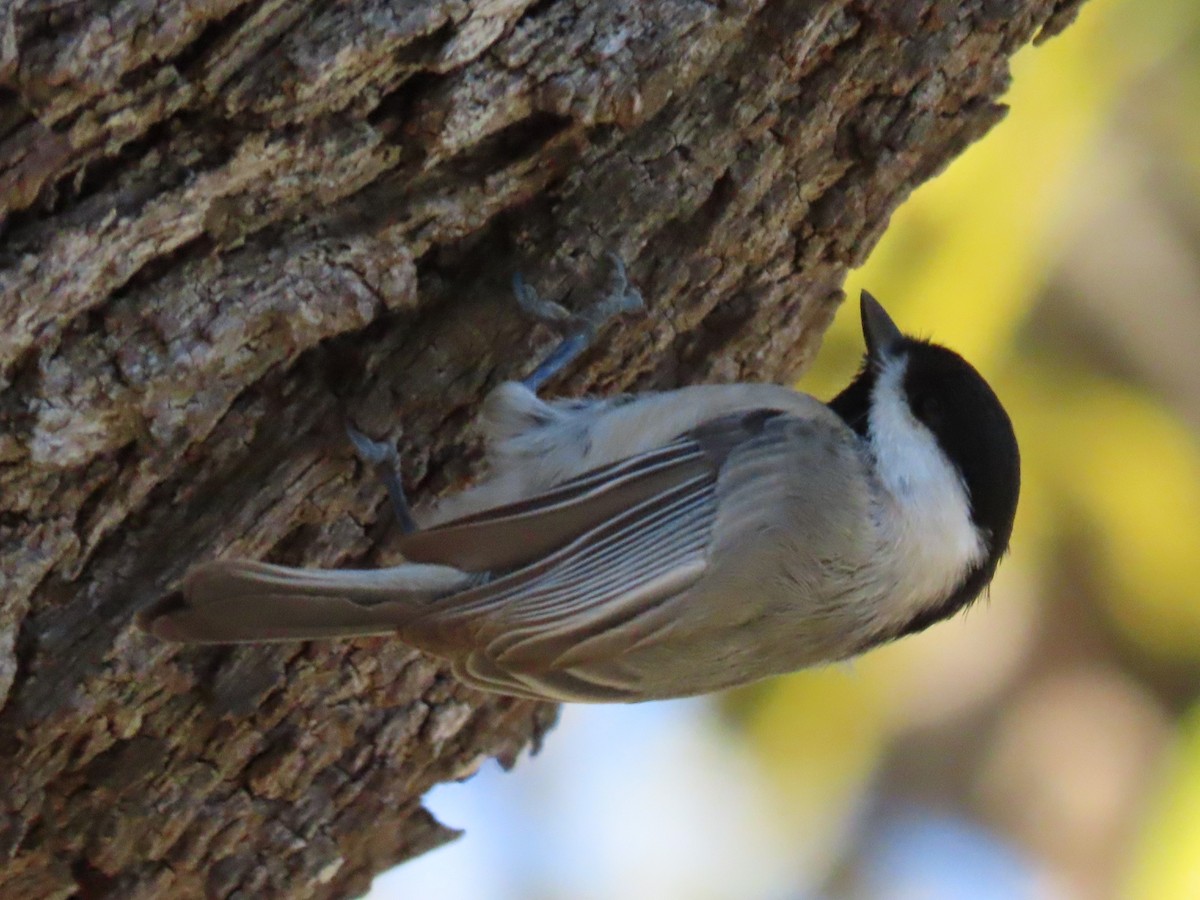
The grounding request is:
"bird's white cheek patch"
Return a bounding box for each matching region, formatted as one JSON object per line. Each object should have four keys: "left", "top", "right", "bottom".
{"left": 868, "top": 357, "right": 986, "bottom": 623}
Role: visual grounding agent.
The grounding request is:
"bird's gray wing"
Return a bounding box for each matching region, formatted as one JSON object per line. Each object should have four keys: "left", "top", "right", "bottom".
{"left": 401, "top": 410, "right": 803, "bottom": 676}
{"left": 397, "top": 436, "right": 712, "bottom": 571}
{"left": 407, "top": 461, "right": 717, "bottom": 662}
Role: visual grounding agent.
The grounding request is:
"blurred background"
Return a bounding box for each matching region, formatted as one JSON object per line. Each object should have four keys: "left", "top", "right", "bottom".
{"left": 370, "top": 0, "right": 1200, "bottom": 897}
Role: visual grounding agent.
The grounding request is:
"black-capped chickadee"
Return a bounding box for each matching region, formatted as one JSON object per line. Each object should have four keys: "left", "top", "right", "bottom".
{"left": 141, "top": 275, "right": 1020, "bottom": 703}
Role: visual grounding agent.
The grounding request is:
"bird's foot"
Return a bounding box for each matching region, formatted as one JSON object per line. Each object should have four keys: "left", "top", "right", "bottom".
{"left": 517, "top": 253, "right": 645, "bottom": 392}
{"left": 345, "top": 422, "right": 418, "bottom": 534}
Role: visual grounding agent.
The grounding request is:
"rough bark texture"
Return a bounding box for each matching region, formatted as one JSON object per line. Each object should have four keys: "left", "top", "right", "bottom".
{"left": 0, "top": 1, "right": 1084, "bottom": 897}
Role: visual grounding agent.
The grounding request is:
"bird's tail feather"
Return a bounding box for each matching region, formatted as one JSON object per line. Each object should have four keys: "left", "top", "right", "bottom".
{"left": 139, "top": 558, "right": 475, "bottom": 644}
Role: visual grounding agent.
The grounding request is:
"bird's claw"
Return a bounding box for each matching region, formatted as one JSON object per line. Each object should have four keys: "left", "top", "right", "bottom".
{"left": 345, "top": 420, "right": 418, "bottom": 533}
{"left": 515, "top": 253, "right": 646, "bottom": 392}
{"left": 587, "top": 252, "right": 645, "bottom": 326}
{"left": 513, "top": 272, "right": 580, "bottom": 331}
{"left": 345, "top": 421, "right": 399, "bottom": 468}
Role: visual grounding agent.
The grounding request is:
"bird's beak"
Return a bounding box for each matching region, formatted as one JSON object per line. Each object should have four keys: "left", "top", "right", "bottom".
{"left": 860, "top": 290, "right": 903, "bottom": 363}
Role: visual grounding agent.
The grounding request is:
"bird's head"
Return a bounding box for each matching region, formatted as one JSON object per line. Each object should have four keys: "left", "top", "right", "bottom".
{"left": 830, "top": 292, "right": 1021, "bottom": 637}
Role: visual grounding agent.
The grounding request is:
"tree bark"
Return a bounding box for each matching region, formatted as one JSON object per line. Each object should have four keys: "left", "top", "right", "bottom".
{"left": 0, "top": 1, "right": 1084, "bottom": 896}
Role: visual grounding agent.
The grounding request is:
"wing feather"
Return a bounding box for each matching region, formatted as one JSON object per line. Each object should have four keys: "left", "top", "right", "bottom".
{"left": 484, "top": 482, "right": 714, "bottom": 665}
{"left": 398, "top": 438, "right": 709, "bottom": 571}
{"left": 455, "top": 654, "right": 643, "bottom": 703}
{"left": 406, "top": 472, "right": 716, "bottom": 665}
{"left": 476, "top": 477, "right": 711, "bottom": 619}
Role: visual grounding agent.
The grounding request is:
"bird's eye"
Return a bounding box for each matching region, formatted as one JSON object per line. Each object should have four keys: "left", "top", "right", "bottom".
{"left": 917, "top": 394, "right": 943, "bottom": 425}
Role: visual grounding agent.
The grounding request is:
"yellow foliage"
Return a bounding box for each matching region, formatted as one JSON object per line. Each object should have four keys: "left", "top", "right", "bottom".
{"left": 1126, "top": 705, "right": 1200, "bottom": 900}
{"left": 1010, "top": 367, "right": 1200, "bottom": 657}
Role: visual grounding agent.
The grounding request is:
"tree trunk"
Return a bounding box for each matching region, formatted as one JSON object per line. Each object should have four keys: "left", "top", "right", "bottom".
{"left": 0, "top": 1, "right": 1084, "bottom": 896}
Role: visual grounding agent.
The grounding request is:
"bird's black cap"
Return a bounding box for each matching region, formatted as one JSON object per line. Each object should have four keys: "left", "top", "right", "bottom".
{"left": 898, "top": 338, "right": 1020, "bottom": 626}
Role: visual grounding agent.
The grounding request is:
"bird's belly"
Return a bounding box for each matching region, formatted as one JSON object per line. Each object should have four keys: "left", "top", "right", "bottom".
{"left": 598, "top": 564, "right": 843, "bottom": 699}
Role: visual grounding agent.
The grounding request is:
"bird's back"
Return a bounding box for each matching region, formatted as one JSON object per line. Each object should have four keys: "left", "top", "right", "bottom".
{"left": 424, "top": 380, "right": 836, "bottom": 527}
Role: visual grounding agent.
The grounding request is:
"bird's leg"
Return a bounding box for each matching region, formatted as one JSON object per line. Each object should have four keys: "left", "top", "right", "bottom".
{"left": 344, "top": 257, "right": 643, "bottom": 528}
{"left": 345, "top": 423, "right": 418, "bottom": 534}
{"left": 516, "top": 253, "right": 645, "bottom": 393}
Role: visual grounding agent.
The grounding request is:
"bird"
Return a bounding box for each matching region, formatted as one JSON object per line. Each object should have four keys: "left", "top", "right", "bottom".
{"left": 140, "top": 265, "right": 1020, "bottom": 704}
